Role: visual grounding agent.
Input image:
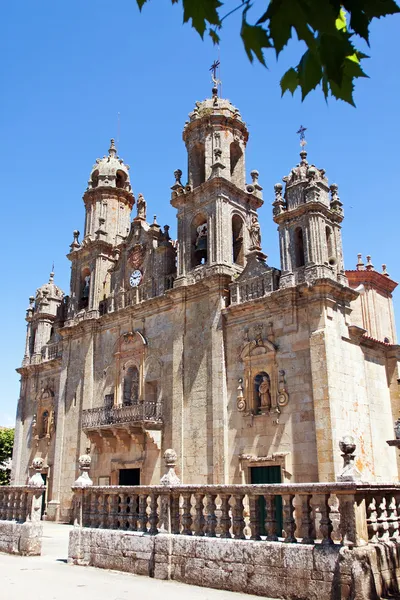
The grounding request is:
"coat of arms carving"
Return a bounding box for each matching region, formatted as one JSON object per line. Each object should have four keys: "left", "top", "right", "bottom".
{"left": 128, "top": 244, "right": 145, "bottom": 269}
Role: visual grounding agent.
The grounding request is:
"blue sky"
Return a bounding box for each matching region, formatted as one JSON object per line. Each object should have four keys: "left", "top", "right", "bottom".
{"left": 0, "top": 1, "right": 399, "bottom": 425}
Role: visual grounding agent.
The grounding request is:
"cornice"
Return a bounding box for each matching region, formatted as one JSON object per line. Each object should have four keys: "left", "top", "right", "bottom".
{"left": 83, "top": 186, "right": 134, "bottom": 208}
{"left": 171, "top": 176, "right": 262, "bottom": 211}
{"left": 273, "top": 201, "right": 343, "bottom": 225}
{"left": 346, "top": 269, "right": 398, "bottom": 296}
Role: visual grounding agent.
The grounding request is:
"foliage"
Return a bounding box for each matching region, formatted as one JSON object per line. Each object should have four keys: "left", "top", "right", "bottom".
{"left": 136, "top": 0, "right": 399, "bottom": 105}
{"left": 0, "top": 428, "right": 14, "bottom": 485}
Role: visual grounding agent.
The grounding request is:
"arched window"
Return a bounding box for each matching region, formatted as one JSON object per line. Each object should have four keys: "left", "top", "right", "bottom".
{"left": 116, "top": 170, "right": 126, "bottom": 189}
{"left": 191, "top": 143, "right": 206, "bottom": 188}
{"left": 254, "top": 372, "right": 271, "bottom": 413}
{"left": 326, "top": 226, "right": 335, "bottom": 263}
{"left": 80, "top": 269, "right": 91, "bottom": 309}
{"left": 123, "top": 366, "right": 139, "bottom": 406}
{"left": 232, "top": 215, "right": 244, "bottom": 265}
{"left": 191, "top": 214, "right": 208, "bottom": 267}
{"left": 230, "top": 141, "right": 244, "bottom": 187}
{"left": 91, "top": 170, "right": 99, "bottom": 188}
{"left": 294, "top": 227, "right": 305, "bottom": 268}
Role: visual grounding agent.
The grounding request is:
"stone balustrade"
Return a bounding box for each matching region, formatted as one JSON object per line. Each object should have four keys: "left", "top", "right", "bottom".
{"left": 81, "top": 402, "right": 162, "bottom": 429}
{"left": 71, "top": 482, "right": 400, "bottom": 548}
{"left": 0, "top": 485, "right": 45, "bottom": 523}
{"left": 230, "top": 274, "right": 276, "bottom": 305}
{"left": 40, "top": 341, "right": 62, "bottom": 362}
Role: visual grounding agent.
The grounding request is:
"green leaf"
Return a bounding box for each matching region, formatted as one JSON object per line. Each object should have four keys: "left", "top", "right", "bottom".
{"left": 136, "top": 0, "right": 148, "bottom": 9}
{"left": 318, "top": 32, "right": 356, "bottom": 86}
{"left": 297, "top": 49, "right": 323, "bottom": 99}
{"left": 240, "top": 18, "right": 272, "bottom": 65}
{"left": 280, "top": 67, "right": 299, "bottom": 95}
{"left": 181, "top": 0, "right": 222, "bottom": 38}
{"left": 209, "top": 28, "right": 220, "bottom": 45}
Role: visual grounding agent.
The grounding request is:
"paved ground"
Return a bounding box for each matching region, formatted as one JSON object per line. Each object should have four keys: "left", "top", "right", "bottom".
{"left": 0, "top": 522, "right": 267, "bottom": 600}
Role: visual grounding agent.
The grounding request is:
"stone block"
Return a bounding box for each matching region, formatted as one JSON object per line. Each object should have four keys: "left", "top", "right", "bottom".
{"left": 283, "top": 543, "right": 314, "bottom": 570}
{"left": 247, "top": 571, "right": 287, "bottom": 598}
{"left": 313, "top": 544, "right": 340, "bottom": 573}
{"left": 194, "top": 537, "right": 245, "bottom": 563}
{"left": 243, "top": 540, "right": 283, "bottom": 567}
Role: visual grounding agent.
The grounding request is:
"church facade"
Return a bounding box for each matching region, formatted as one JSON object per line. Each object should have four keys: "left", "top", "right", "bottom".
{"left": 11, "top": 87, "right": 400, "bottom": 522}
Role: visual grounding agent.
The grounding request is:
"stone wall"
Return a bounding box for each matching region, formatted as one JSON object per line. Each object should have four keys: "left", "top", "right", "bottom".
{"left": 0, "top": 520, "right": 42, "bottom": 555}
{"left": 68, "top": 528, "right": 400, "bottom": 600}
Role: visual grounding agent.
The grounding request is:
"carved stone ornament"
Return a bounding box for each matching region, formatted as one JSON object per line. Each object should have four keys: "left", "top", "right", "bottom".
{"left": 28, "top": 457, "right": 45, "bottom": 487}
{"left": 237, "top": 378, "right": 246, "bottom": 412}
{"left": 128, "top": 244, "right": 145, "bottom": 269}
{"left": 394, "top": 418, "right": 400, "bottom": 440}
{"left": 337, "top": 436, "right": 363, "bottom": 483}
{"left": 160, "top": 448, "right": 180, "bottom": 485}
{"left": 74, "top": 454, "right": 93, "bottom": 488}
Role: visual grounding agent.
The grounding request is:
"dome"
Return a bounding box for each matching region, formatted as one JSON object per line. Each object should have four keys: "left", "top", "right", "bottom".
{"left": 35, "top": 272, "right": 64, "bottom": 304}
{"left": 87, "top": 139, "right": 131, "bottom": 192}
{"left": 282, "top": 150, "right": 327, "bottom": 188}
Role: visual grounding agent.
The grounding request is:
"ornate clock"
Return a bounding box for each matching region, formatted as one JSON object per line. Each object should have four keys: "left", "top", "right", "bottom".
{"left": 129, "top": 270, "right": 142, "bottom": 288}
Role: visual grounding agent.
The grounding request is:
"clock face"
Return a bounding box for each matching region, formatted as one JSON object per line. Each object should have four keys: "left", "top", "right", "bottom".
{"left": 129, "top": 270, "right": 142, "bottom": 288}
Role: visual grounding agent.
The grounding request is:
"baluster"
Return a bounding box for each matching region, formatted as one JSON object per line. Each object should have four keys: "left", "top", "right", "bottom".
{"left": 171, "top": 491, "right": 181, "bottom": 534}
{"left": 13, "top": 491, "right": 19, "bottom": 520}
{"left": 232, "top": 494, "right": 246, "bottom": 539}
{"left": 0, "top": 490, "right": 4, "bottom": 520}
{"left": 6, "top": 491, "right": 12, "bottom": 520}
{"left": 282, "top": 493, "right": 297, "bottom": 543}
{"left": 206, "top": 493, "right": 217, "bottom": 537}
{"left": 249, "top": 493, "right": 261, "bottom": 541}
{"left": 298, "top": 493, "right": 315, "bottom": 544}
{"left": 130, "top": 494, "right": 139, "bottom": 531}
{"left": 395, "top": 493, "right": 400, "bottom": 540}
{"left": 98, "top": 494, "right": 105, "bottom": 529}
{"left": 366, "top": 495, "right": 378, "bottom": 542}
{"left": 317, "top": 494, "right": 333, "bottom": 545}
{"left": 181, "top": 493, "right": 193, "bottom": 535}
{"left": 81, "top": 490, "right": 90, "bottom": 527}
{"left": 138, "top": 494, "right": 148, "bottom": 532}
{"left": 149, "top": 493, "right": 159, "bottom": 535}
{"left": 105, "top": 494, "right": 113, "bottom": 529}
{"left": 386, "top": 494, "right": 398, "bottom": 540}
{"left": 90, "top": 491, "right": 97, "bottom": 527}
{"left": 20, "top": 492, "right": 28, "bottom": 522}
{"left": 193, "top": 493, "right": 205, "bottom": 536}
{"left": 118, "top": 493, "right": 127, "bottom": 529}
{"left": 265, "top": 494, "right": 278, "bottom": 541}
{"left": 219, "top": 493, "right": 232, "bottom": 539}
{"left": 376, "top": 494, "right": 389, "bottom": 541}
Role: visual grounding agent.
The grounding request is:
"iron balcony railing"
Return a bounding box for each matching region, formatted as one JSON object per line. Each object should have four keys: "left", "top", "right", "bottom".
{"left": 81, "top": 402, "right": 162, "bottom": 429}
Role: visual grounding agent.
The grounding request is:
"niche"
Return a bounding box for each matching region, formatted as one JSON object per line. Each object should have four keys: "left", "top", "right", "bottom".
{"left": 91, "top": 170, "right": 99, "bottom": 188}
{"left": 254, "top": 372, "right": 271, "bottom": 413}
{"left": 326, "top": 226, "right": 336, "bottom": 265}
{"left": 80, "top": 268, "right": 91, "bottom": 309}
{"left": 232, "top": 215, "right": 244, "bottom": 266}
{"left": 116, "top": 170, "right": 127, "bottom": 189}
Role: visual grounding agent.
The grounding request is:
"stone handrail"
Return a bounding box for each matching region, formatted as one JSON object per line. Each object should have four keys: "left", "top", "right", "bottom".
{"left": 0, "top": 485, "right": 45, "bottom": 523}
{"left": 71, "top": 481, "right": 400, "bottom": 548}
{"left": 81, "top": 402, "right": 162, "bottom": 429}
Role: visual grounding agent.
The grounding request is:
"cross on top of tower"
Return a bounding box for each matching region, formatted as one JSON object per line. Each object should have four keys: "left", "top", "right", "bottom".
{"left": 210, "top": 59, "right": 221, "bottom": 97}
{"left": 296, "top": 125, "right": 307, "bottom": 149}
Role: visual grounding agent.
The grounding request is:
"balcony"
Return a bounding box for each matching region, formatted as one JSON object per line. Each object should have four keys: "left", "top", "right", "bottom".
{"left": 82, "top": 402, "right": 162, "bottom": 432}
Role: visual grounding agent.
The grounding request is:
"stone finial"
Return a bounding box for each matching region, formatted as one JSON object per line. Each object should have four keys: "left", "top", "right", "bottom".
{"left": 173, "top": 169, "right": 183, "bottom": 186}
{"left": 337, "top": 436, "right": 362, "bottom": 482}
{"left": 394, "top": 418, "right": 400, "bottom": 440}
{"left": 382, "top": 264, "right": 389, "bottom": 277}
{"left": 28, "top": 457, "right": 45, "bottom": 487}
{"left": 108, "top": 138, "right": 117, "bottom": 158}
{"left": 250, "top": 170, "right": 259, "bottom": 185}
{"left": 365, "top": 255, "right": 374, "bottom": 271}
{"left": 299, "top": 150, "right": 308, "bottom": 164}
{"left": 160, "top": 448, "right": 180, "bottom": 486}
{"left": 356, "top": 254, "right": 364, "bottom": 271}
{"left": 73, "top": 454, "right": 93, "bottom": 488}
{"left": 70, "top": 230, "right": 80, "bottom": 251}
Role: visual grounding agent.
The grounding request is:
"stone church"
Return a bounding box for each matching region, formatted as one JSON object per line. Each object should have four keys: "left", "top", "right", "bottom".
{"left": 11, "top": 85, "right": 400, "bottom": 522}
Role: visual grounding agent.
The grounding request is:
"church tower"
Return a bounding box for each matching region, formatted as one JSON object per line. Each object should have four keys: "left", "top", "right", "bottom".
{"left": 172, "top": 83, "right": 263, "bottom": 286}
{"left": 66, "top": 140, "right": 134, "bottom": 319}
{"left": 273, "top": 149, "right": 347, "bottom": 288}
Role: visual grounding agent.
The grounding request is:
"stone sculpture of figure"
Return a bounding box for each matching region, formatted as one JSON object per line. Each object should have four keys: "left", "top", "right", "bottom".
{"left": 82, "top": 275, "right": 90, "bottom": 299}
{"left": 259, "top": 376, "right": 271, "bottom": 410}
{"left": 249, "top": 217, "right": 261, "bottom": 250}
{"left": 137, "top": 193, "right": 146, "bottom": 220}
{"left": 196, "top": 224, "right": 207, "bottom": 247}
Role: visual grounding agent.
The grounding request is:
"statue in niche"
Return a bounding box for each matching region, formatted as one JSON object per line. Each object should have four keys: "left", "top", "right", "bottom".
{"left": 42, "top": 410, "right": 49, "bottom": 437}
{"left": 136, "top": 194, "right": 146, "bottom": 220}
{"left": 82, "top": 275, "right": 90, "bottom": 299}
{"left": 249, "top": 217, "right": 261, "bottom": 250}
{"left": 259, "top": 376, "right": 271, "bottom": 410}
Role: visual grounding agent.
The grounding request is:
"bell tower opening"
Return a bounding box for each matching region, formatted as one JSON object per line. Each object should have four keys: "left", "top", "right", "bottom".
{"left": 191, "top": 214, "right": 208, "bottom": 267}
{"left": 79, "top": 268, "right": 91, "bottom": 309}
{"left": 191, "top": 142, "right": 206, "bottom": 188}
{"left": 116, "top": 170, "right": 126, "bottom": 189}
{"left": 230, "top": 141, "right": 244, "bottom": 187}
{"left": 294, "top": 227, "right": 305, "bottom": 268}
{"left": 91, "top": 170, "right": 99, "bottom": 188}
{"left": 232, "top": 215, "right": 244, "bottom": 266}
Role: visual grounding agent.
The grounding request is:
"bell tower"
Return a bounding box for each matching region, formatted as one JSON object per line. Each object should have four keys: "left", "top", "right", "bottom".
{"left": 66, "top": 140, "right": 134, "bottom": 319}
{"left": 171, "top": 81, "right": 263, "bottom": 286}
{"left": 273, "top": 148, "right": 347, "bottom": 288}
